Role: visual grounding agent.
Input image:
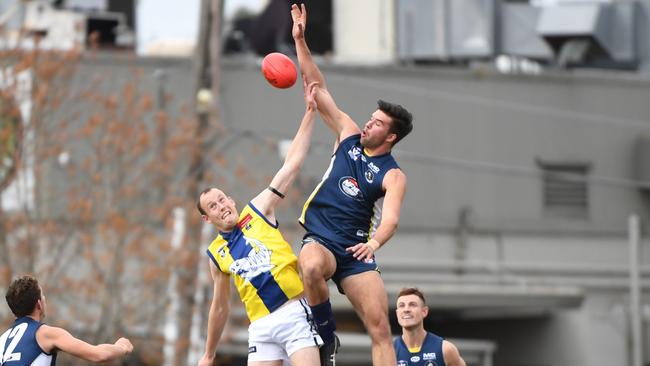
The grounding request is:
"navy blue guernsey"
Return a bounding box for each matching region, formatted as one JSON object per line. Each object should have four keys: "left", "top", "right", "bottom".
{"left": 0, "top": 317, "right": 56, "bottom": 366}
{"left": 394, "top": 332, "right": 445, "bottom": 366}
{"left": 299, "top": 134, "right": 400, "bottom": 247}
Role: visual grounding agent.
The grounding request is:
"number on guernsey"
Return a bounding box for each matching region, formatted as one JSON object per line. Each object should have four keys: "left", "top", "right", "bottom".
{"left": 0, "top": 323, "right": 28, "bottom": 363}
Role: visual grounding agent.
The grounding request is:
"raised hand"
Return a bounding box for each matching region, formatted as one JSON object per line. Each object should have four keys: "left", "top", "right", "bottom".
{"left": 291, "top": 3, "right": 307, "bottom": 40}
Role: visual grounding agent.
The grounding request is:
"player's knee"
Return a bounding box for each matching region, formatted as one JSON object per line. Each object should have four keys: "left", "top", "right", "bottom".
{"left": 299, "top": 260, "right": 324, "bottom": 283}
{"left": 366, "top": 315, "right": 392, "bottom": 341}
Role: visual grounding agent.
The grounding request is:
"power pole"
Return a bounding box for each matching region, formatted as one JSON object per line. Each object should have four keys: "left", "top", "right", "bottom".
{"left": 628, "top": 215, "right": 643, "bottom": 366}
{"left": 169, "top": 0, "right": 223, "bottom": 365}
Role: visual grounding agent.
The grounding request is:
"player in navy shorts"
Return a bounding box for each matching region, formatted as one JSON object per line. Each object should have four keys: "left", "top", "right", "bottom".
{"left": 394, "top": 288, "right": 466, "bottom": 366}
{"left": 1, "top": 275, "right": 132, "bottom": 365}
{"left": 292, "top": 4, "right": 414, "bottom": 366}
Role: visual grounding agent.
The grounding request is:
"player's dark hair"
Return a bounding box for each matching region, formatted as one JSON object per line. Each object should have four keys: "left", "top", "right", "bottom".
{"left": 6, "top": 275, "right": 42, "bottom": 317}
{"left": 197, "top": 187, "right": 214, "bottom": 216}
{"left": 377, "top": 100, "right": 413, "bottom": 146}
{"left": 397, "top": 287, "right": 425, "bottom": 305}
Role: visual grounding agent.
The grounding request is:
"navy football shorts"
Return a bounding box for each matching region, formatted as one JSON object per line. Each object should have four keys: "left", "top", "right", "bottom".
{"left": 301, "top": 233, "right": 380, "bottom": 294}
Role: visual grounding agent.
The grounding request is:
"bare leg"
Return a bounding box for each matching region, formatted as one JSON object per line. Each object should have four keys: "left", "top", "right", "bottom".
{"left": 341, "top": 271, "right": 395, "bottom": 366}
{"left": 288, "top": 346, "right": 320, "bottom": 366}
{"left": 249, "top": 360, "right": 284, "bottom": 366}
{"left": 298, "top": 242, "right": 336, "bottom": 305}
{"left": 299, "top": 241, "right": 339, "bottom": 365}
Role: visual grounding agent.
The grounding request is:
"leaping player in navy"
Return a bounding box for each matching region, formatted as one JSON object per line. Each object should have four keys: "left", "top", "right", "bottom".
{"left": 291, "top": 4, "right": 414, "bottom": 366}
{"left": 1, "top": 275, "right": 133, "bottom": 365}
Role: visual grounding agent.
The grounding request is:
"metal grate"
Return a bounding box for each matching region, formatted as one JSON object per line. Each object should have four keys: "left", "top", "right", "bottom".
{"left": 539, "top": 161, "right": 591, "bottom": 218}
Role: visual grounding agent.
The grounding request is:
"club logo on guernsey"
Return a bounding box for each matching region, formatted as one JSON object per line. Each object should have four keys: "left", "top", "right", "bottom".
{"left": 217, "top": 245, "right": 227, "bottom": 258}
{"left": 229, "top": 237, "right": 274, "bottom": 282}
{"left": 425, "top": 361, "right": 437, "bottom": 366}
{"left": 364, "top": 170, "right": 374, "bottom": 183}
{"left": 368, "top": 162, "right": 380, "bottom": 173}
{"left": 339, "top": 176, "right": 363, "bottom": 201}
{"left": 398, "top": 361, "right": 408, "bottom": 366}
{"left": 348, "top": 146, "right": 362, "bottom": 161}
{"left": 423, "top": 352, "right": 436, "bottom": 360}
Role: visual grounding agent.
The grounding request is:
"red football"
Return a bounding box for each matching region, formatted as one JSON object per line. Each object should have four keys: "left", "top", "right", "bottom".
{"left": 261, "top": 52, "right": 298, "bottom": 89}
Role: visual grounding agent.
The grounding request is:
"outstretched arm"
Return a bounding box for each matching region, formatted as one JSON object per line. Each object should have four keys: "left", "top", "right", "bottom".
{"left": 347, "top": 169, "right": 407, "bottom": 261}
{"left": 36, "top": 326, "right": 132, "bottom": 363}
{"left": 291, "top": 3, "right": 360, "bottom": 143}
{"left": 198, "top": 261, "right": 231, "bottom": 366}
{"left": 251, "top": 80, "right": 318, "bottom": 219}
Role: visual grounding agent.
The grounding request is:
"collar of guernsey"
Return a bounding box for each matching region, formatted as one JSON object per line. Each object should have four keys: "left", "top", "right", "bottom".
{"left": 206, "top": 202, "right": 303, "bottom": 322}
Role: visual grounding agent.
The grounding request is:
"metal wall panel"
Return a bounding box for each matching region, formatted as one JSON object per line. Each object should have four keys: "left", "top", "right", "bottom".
{"left": 537, "top": 2, "right": 637, "bottom": 63}
{"left": 448, "top": 0, "right": 495, "bottom": 57}
{"left": 396, "top": 0, "right": 494, "bottom": 60}
{"left": 396, "top": 0, "right": 448, "bottom": 59}
{"left": 500, "top": 3, "right": 553, "bottom": 58}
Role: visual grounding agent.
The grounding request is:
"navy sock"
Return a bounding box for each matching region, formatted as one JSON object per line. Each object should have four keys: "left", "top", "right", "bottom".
{"left": 311, "top": 299, "right": 336, "bottom": 344}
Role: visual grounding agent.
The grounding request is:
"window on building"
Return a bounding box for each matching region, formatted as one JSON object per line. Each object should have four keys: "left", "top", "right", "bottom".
{"left": 537, "top": 159, "right": 591, "bottom": 218}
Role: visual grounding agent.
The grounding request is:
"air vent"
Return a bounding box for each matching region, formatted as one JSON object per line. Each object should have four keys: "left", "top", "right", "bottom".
{"left": 537, "top": 160, "right": 591, "bottom": 218}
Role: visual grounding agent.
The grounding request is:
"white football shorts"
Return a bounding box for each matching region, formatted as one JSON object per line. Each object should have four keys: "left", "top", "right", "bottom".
{"left": 247, "top": 298, "right": 323, "bottom": 363}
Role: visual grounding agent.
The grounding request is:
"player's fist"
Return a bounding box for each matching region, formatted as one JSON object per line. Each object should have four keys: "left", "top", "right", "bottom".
{"left": 198, "top": 354, "right": 215, "bottom": 366}
{"left": 115, "top": 337, "right": 133, "bottom": 355}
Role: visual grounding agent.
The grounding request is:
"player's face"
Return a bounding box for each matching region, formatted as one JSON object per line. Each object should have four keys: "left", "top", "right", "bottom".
{"left": 200, "top": 188, "right": 239, "bottom": 231}
{"left": 360, "top": 110, "right": 396, "bottom": 149}
{"left": 396, "top": 294, "right": 428, "bottom": 330}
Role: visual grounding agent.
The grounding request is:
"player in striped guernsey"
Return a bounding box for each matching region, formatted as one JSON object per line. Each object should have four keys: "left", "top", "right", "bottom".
{"left": 292, "top": 4, "right": 414, "bottom": 366}
{"left": 196, "top": 81, "right": 322, "bottom": 366}
{"left": 1, "top": 275, "right": 132, "bottom": 366}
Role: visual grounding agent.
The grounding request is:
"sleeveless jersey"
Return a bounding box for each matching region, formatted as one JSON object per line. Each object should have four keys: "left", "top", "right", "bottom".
{"left": 0, "top": 317, "right": 56, "bottom": 366}
{"left": 299, "top": 134, "right": 400, "bottom": 246}
{"left": 206, "top": 203, "right": 304, "bottom": 322}
{"left": 394, "top": 332, "right": 445, "bottom": 366}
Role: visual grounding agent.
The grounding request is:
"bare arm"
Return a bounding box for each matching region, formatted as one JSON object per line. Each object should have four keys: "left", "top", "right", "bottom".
{"left": 36, "top": 326, "right": 132, "bottom": 363}
{"left": 198, "top": 261, "right": 231, "bottom": 366}
{"left": 347, "top": 169, "right": 407, "bottom": 261}
{"left": 291, "top": 4, "right": 325, "bottom": 88}
{"left": 291, "top": 3, "right": 360, "bottom": 142}
{"left": 251, "top": 81, "right": 318, "bottom": 220}
{"left": 443, "top": 340, "right": 467, "bottom": 366}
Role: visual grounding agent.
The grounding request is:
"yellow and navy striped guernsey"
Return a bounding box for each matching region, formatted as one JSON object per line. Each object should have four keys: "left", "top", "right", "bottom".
{"left": 206, "top": 203, "right": 303, "bottom": 322}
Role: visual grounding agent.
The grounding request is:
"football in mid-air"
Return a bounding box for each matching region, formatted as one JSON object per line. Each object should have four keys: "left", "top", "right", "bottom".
{"left": 261, "top": 52, "right": 297, "bottom": 89}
